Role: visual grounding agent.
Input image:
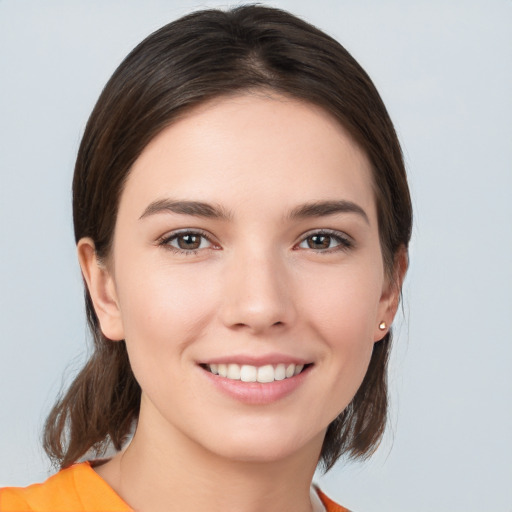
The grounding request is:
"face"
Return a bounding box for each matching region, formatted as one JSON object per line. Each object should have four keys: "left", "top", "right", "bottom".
{"left": 82, "top": 92, "right": 399, "bottom": 464}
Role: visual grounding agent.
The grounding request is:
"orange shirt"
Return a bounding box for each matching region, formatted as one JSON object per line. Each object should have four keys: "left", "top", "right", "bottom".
{"left": 0, "top": 462, "right": 350, "bottom": 512}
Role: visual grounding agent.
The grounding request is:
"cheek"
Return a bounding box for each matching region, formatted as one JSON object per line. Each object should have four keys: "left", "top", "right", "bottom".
{"left": 114, "top": 263, "right": 220, "bottom": 370}
{"left": 298, "top": 263, "right": 383, "bottom": 400}
{"left": 299, "top": 263, "right": 383, "bottom": 342}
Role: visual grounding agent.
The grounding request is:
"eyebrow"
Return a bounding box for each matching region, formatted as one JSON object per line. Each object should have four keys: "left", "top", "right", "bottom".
{"left": 139, "top": 198, "right": 369, "bottom": 224}
{"left": 139, "top": 199, "right": 232, "bottom": 220}
{"left": 287, "top": 200, "right": 369, "bottom": 224}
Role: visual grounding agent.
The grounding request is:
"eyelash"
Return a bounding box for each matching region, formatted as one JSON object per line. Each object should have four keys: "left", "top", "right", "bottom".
{"left": 295, "top": 229, "right": 354, "bottom": 254}
{"left": 157, "top": 229, "right": 354, "bottom": 255}
{"left": 157, "top": 229, "right": 218, "bottom": 255}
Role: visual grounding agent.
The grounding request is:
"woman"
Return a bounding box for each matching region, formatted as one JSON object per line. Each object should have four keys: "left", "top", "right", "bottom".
{"left": 0, "top": 5, "right": 411, "bottom": 511}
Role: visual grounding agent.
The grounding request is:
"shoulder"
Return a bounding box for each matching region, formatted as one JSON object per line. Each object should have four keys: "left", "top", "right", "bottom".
{"left": 0, "top": 464, "right": 82, "bottom": 512}
{"left": 316, "top": 487, "right": 354, "bottom": 512}
{"left": 0, "top": 462, "right": 131, "bottom": 512}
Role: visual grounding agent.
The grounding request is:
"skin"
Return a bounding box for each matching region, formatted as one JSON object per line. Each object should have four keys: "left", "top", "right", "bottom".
{"left": 78, "top": 92, "right": 404, "bottom": 512}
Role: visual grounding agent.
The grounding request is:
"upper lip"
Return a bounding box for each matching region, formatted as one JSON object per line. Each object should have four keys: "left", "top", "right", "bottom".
{"left": 199, "top": 354, "right": 312, "bottom": 366}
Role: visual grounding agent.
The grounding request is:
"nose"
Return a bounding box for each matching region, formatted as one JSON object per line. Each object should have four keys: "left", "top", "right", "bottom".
{"left": 218, "top": 248, "right": 296, "bottom": 334}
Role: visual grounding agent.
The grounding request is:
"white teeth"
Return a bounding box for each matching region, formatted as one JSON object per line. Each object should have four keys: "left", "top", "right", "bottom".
{"left": 257, "top": 365, "right": 274, "bottom": 383}
{"left": 274, "top": 364, "right": 286, "bottom": 381}
{"left": 227, "top": 363, "right": 241, "bottom": 380}
{"left": 240, "top": 365, "right": 257, "bottom": 382}
{"left": 218, "top": 364, "right": 227, "bottom": 377}
{"left": 207, "top": 362, "right": 307, "bottom": 382}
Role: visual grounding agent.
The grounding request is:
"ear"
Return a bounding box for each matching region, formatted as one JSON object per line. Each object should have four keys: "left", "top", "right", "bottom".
{"left": 374, "top": 247, "right": 408, "bottom": 342}
{"left": 77, "top": 238, "right": 125, "bottom": 341}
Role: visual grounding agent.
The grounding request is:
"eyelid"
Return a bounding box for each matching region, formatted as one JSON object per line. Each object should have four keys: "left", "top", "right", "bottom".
{"left": 295, "top": 228, "right": 354, "bottom": 251}
{"left": 157, "top": 228, "right": 220, "bottom": 253}
{"left": 156, "top": 227, "right": 353, "bottom": 254}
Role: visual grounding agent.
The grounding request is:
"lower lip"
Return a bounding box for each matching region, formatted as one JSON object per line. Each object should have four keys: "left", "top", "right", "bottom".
{"left": 200, "top": 366, "right": 312, "bottom": 405}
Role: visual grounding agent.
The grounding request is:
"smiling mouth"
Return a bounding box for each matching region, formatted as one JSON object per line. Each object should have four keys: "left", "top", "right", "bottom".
{"left": 200, "top": 363, "right": 312, "bottom": 383}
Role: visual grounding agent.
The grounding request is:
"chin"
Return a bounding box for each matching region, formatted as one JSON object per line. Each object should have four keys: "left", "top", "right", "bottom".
{"left": 199, "top": 424, "right": 324, "bottom": 465}
{"left": 213, "top": 443, "right": 302, "bottom": 464}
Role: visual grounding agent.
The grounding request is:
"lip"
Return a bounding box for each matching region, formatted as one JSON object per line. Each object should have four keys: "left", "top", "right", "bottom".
{"left": 200, "top": 353, "right": 310, "bottom": 366}
{"left": 199, "top": 363, "right": 313, "bottom": 405}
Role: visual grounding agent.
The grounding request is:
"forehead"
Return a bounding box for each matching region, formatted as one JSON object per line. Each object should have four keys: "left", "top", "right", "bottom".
{"left": 120, "top": 92, "right": 376, "bottom": 222}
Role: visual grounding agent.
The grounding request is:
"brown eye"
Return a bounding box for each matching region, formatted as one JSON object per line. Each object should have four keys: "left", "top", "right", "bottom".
{"left": 160, "top": 231, "right": 214, "bottom": 253}
{"left": 307, "top": 234, "right": 332, "bottom": 249}
{"left": 297, "top": 231, "right": 352, "bottom": 252}
{"left": 176, "top": 233, "right": 202, "bottom": 250}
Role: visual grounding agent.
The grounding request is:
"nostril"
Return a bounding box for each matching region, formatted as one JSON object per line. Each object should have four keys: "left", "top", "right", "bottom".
{"left": 232, "top": 320, "right": 284, "bottom": 329}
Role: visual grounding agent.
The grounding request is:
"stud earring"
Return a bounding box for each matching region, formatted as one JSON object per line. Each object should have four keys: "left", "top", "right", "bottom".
{"left": 378, "top": 321, "right": 387, "bottom": 331}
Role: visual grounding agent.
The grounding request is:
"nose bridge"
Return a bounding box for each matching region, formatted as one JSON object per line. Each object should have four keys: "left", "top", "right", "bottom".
{"left": 219, "top": 242, "right": 294, "bottom": 332}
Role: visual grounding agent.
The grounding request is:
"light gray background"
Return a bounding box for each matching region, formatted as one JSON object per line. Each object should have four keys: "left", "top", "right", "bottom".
{"left": 1, "top": 1, "right": 511, "bottom": 511}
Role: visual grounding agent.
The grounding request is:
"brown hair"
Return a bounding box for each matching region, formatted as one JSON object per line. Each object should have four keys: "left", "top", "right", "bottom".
{"left": 44, "top": 4, "right": 412, "bottom": 471}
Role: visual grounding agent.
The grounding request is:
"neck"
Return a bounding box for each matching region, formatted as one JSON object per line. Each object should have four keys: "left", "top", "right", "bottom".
{"left": 97, "top": 401, "right": 324, "bottom": 512}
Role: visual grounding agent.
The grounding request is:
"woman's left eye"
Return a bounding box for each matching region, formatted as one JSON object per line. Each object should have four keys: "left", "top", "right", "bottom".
{"left": 158, "top": 231, "right": 214, "bottom": 254}
{"left": 297, "top": 231, "right": 352, "bottom": 252}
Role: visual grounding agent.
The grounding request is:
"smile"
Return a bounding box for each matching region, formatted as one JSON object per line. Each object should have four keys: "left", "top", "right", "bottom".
{"left": 199, "top": 360, "right": 313, "bottom": 404}
{"left": 205, "top": 363, "right": 307, "bottom": 383}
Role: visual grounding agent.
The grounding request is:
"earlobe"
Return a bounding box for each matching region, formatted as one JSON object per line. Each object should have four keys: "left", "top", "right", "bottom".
{"left": 77, "top": 238, "right": 125, "bottom": 341}
{"left": 374, "top": 247, "right": 408, "bottom": 342}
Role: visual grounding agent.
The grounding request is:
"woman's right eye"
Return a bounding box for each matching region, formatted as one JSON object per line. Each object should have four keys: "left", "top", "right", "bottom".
{"left": 158, "top": 231, "right": 216, "bottom": 254}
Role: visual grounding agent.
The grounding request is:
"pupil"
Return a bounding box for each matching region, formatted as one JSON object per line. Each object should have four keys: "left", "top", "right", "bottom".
{"left": 178, "top": 234, "right": 200, "bottom": 250}
{"left": 309, "top": 235, "right": 330, "bottom": 249}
